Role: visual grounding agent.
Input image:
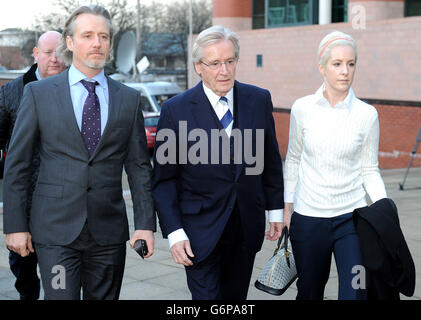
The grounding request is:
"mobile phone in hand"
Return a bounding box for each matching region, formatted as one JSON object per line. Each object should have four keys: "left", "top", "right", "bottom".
{"left": 134, "top": 239, "right": 148, "bottom": 259}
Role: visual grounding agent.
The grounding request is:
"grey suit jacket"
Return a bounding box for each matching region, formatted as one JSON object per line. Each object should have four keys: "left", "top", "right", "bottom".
{"left": 3, "top": 69, "right": 156, "bottom": 246}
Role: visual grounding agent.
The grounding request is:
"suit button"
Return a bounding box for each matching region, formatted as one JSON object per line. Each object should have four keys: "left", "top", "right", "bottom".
{"left": 87, "top": 187, "right": 92, "bottom": 192}
{"left": 88, "top": 161, "right": 93, "bottom": 166}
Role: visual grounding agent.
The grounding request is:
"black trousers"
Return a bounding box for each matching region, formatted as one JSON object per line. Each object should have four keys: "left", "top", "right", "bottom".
{"left": 185, "top": 205, "right": 256, "bottom": 300}
{"left": 290, "top": 212, "right": 367, "bottom": 300}
{"left": 34, "top": 222, "right": 126, "bottom": 300}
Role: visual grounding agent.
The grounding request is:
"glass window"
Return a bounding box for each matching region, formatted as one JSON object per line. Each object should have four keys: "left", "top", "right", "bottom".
{"left": 253, "top": 0, "right": 265, "bottom": 29}
{"left": 152, "top": 94, "right": 178, "bottom": 109}
{"left": 405, "top": 0, "right": 421, "bottom": 16}
{"left": 257, "top": 54, "right": 263, "bottom": 67}
{"left": 141, "top": 96, "right": 155, "bottom": 112}
{"left": 144, "top": 116, "right": 160, "bottom": 127}
{"left": 332, "top": 0, "right": 348, "bottom": 23}
{"left": 267, "top": 0, "right": 313, "bottom": 27}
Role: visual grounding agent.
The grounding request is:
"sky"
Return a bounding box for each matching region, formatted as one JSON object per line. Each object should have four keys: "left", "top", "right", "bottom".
{"left": 0, "top": 0, "right": 175, "bottom": 31}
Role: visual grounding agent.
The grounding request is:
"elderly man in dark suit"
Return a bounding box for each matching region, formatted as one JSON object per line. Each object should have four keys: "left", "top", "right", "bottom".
{"left": 3, "top": 5, "right": 155, "bottom": 300}
{"left": 152, "top": 25, "right": 284, "bottom": 300}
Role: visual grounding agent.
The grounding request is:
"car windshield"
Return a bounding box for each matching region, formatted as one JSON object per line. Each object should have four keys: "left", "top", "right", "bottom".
{"left": 144, "top": 117, "right": 160, "bottom": 127}
{"left": 151, "top": 94, "right": 178, "bottom": 110}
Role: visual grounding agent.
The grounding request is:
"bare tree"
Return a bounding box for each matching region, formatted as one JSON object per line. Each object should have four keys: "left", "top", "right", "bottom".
{"left": 153, "top": 0, "right": 212, "bottom": 84}
{"left": 162, "top": 0, "right": 212, "bottom": 34}
{"left": 33, "top": 0, "right": 212, "bottom": 77}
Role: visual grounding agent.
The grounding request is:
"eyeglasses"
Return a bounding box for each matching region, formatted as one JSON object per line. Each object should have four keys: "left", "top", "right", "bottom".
{"left": 200, "top": 58, "right": 237, "bottom": 70}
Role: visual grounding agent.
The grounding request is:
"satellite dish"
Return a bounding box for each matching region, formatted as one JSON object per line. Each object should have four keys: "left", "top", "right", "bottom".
{"left": 116, "top": 31, "right": 137, "bottom": 74}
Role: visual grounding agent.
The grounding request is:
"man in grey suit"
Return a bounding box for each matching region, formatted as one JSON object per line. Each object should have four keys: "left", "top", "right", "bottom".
{"left": 3, "top": 5, "right": 155, "bottom": 300}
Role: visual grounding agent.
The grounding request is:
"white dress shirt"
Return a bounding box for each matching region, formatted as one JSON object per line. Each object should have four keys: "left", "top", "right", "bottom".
{"left": 68, "top": 64, "right": 109, "bottom": 135}
{"left": 284, "top": 84, "right": 387, "bottom": 217}
{"left": 167, "top": 83, "right": 284, "bottom": 249}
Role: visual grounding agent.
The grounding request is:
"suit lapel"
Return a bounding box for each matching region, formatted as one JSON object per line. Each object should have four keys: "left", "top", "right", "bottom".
{"left": 190, "top": 82, "right": 223, "bottom": 134}
{"left": 233, "top": 81, "right": 254, "bottom": 180}
{"left": 53, "top": 70, "right": 89, "bottom": 158}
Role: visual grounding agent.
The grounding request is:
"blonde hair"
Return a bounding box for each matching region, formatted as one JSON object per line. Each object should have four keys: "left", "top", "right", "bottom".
{"left": 318, "top": 30, "right": 357, "bottom": 68}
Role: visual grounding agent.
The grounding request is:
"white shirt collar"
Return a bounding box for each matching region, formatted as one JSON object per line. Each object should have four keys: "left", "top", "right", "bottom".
{"left": 315, "top": 83, "right": 354, "bottom": 111}
{"left": 68, "top": 64, "right": 107, "bottom": 89}
{"left": 202, "top": 82, "right": 234, "bottom": 108}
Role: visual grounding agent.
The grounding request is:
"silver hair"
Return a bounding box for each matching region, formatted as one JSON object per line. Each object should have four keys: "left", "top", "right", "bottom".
{"left": 56, "top": 4, "right": 114, "bottom": 66}
{"left": 318, "top": 30, "right": 357, "bottom": 68}
{"left": 192, "top": 25, "right": 240, "bottom": 63}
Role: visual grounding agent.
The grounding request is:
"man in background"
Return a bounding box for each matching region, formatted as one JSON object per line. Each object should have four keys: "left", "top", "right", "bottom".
{"left": 0, "top": 30, "right": 65, "bottom": 300}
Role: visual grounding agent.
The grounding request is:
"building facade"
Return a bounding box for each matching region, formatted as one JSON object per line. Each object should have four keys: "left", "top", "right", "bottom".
{"left": 189, "top": 0, "right": 421, "bottom": 169}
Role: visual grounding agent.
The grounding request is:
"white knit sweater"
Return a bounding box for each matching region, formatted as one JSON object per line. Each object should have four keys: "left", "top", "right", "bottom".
{"left": 284, "top": 85, "right": 387, "bottom": 217}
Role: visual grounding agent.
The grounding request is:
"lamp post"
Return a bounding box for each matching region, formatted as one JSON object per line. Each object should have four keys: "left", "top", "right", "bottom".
{"left": 188, "top": 0, "right": 193, "bottom": 88}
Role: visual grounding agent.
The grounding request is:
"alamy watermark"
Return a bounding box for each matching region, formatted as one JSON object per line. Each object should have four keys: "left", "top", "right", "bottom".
{"left": 351, "top": 264, "right": 366, "bottom": 290}
{"left": 51, "top": 265, "right": 66, "bottom": 290}
{"left": 155, "top": 121, "right": 265, "bottom": 175}
{"left": 351, "top": 5, "right": 366, "bottom": 30}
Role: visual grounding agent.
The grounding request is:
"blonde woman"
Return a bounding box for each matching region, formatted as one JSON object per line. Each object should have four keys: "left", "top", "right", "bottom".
{"left": 283, "top": 31, "right": 387, "bottom": 300}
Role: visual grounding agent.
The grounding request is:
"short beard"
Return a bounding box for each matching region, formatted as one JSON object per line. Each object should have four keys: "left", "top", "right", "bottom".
{"left": 85, "top": 59, "right": 106, "bottom": 70}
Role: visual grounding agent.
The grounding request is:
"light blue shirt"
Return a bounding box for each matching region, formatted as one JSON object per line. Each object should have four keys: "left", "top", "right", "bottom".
{"left": 68, "top": 64, "right": 109, "bottom": 135}
{"left": 35, "top": 68, "right": 42, "bottom": 80}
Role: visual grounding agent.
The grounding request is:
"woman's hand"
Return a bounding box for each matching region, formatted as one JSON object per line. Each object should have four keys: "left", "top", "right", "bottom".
{"left": 283, "top": 203, "right": 294, "bottom": 229}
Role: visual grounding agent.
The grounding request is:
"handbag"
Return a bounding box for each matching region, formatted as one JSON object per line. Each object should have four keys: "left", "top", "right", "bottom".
{"left": 255, "top": 226, "right": 298, "bottom": 296}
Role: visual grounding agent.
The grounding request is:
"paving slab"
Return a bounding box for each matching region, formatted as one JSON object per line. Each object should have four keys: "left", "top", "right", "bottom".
{"left": 0, "top": 167, "right": 420, "bottom": 300}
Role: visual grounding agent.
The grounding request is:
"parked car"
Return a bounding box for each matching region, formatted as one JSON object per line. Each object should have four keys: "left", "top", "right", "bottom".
{"left": 143, "top": 112, "right": 160, "bottom": 154}
{"left": 123, "top": 81, "right": 181, "bottom": 113}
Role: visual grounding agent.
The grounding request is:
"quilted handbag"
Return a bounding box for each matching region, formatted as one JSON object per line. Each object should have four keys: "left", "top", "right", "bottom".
{"left": 255, "top": 226, "right": 298, "bottom": 295}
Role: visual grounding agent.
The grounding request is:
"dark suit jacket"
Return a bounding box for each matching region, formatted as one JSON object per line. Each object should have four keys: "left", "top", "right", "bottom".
{"left": 353, "top": 198, "right": 416, "bottom": 299}
{"left": 3, "top": 69, "right": 156, "bottom": 246}
{"left": 152, "top": 81, "right": 284, "bottom": 263}
{"left": 0, "top": 63, "right": 38, "bottom": 180}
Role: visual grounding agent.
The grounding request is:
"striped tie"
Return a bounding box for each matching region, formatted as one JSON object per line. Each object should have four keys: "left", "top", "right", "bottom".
{"left": 219, "top": 96, "right": 233, "bottom": 130}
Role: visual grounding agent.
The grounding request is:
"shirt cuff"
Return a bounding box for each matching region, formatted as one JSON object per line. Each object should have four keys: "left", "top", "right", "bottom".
{"left": 167, "top": 228, "right": 189, "bottom": 249}
{"left": 284, "top": 191, "right": 295, "bottom": 203}
{"left": 268, "top": 209, "right": 284, "bottom": 223}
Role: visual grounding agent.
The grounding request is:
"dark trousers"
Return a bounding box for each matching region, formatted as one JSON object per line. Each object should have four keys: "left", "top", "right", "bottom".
{"left": 185, "top": 206, "right": 256, "bottom": 300}
{"left": 34, "top": 222, "right": 126, "bottom": 300}
{"left": 290, "top": 212, "right": 367, "bottom": 300}
{"left": 9, "top": 250, "right": 40, "bottom": 300}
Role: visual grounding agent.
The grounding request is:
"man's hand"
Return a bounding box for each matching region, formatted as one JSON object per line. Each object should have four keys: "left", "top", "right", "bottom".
{"left": 130, "top": 230, "right": 154, "bottom": 258}
{"left": 170, "top": 240, "right": 194, "bottom": 266}
{"left": 265, "top": 222, "right": 284, "bottom": 241}
{"left": 6, "top": 232, "right": 34, "bottom": 257}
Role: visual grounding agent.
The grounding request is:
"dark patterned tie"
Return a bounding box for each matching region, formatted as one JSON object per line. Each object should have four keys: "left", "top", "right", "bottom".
{"left": 80, "top": 80, "right": 101, "bottom": 156}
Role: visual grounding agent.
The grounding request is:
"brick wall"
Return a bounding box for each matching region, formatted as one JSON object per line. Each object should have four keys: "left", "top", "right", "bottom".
{"left": 0, "top": 79, "right": 11, "bottom": 86}
{"left": 349, "top": 0, "right": 404, "bottom": 21}
{"left": 0, "top": 46, "right": 30, "bottom": 70}
{"left": 273, "top": 103, "right": 421, "bottom": 169}
{"left": 189, "top": 16, "right": 421, "bottom": 107}
{"left": 375, "top": 103, "right": 421, "bottom": 169}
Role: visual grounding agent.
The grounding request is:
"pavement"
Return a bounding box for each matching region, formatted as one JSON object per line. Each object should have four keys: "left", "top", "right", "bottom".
{"left": 0, "top": 167, "right": 420, "bottom": 300}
